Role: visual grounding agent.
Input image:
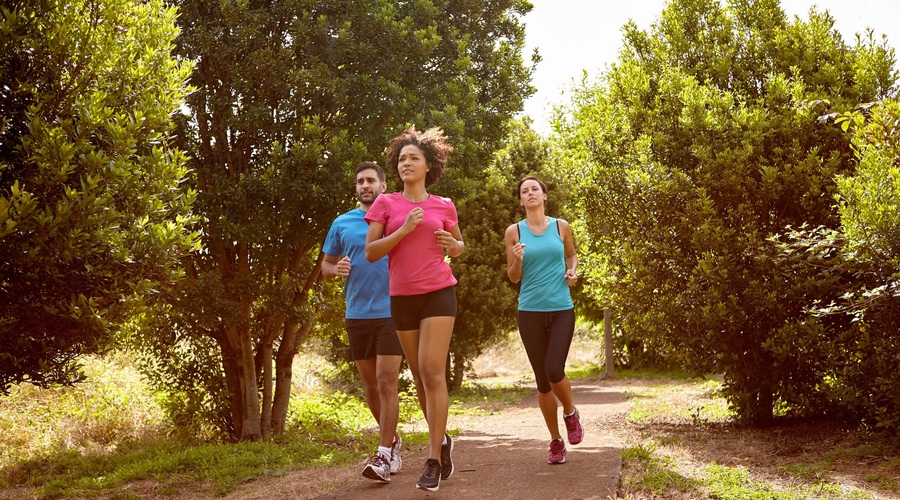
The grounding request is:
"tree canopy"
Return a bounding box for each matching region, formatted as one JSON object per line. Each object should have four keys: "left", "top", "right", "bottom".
{"left": 0, "top": 0, "right": 197, "bottom": 394}
{"left": 554, "top": 0, "right": 897, "bottom": 424}
{"left": 137, "top": 0, "right": 537, "bottom": 440}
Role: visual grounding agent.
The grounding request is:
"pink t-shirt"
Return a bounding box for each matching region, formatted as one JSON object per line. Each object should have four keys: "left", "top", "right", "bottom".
{"left": 365, "top": 192, "right": 459, "bottom": 296}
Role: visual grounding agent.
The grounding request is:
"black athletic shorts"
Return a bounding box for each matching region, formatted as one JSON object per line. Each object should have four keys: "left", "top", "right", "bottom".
{"left": 345, "top": 317, "right": 403, "bottom": 360}
{"left": 390, "top": 286, "right": 457, "bottom": 331}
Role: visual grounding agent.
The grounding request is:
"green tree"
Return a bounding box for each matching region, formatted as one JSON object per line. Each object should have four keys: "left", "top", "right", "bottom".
{"left": 831, "top": 99, "right": 900, "bottom": 433}
{"left": 0, "top": 0, "right": 197, "bottom": 394}
{"left": 145, "top": 0, "right": 535, "bottom": 440}
{"left": 554, "top": 0, "right": 897, "bottom": 424}
{"left": 769, "top": 100, "right": 900, "bottom": 436}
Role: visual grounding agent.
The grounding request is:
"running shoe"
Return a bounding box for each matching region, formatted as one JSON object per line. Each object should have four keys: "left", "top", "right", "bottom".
{"left": 416, "top": 458, "right": 442, "bottom": 491}
{"left": 362, "top": 452, "right": 391, "bottom": 482}
{"left": 440, "top": 433, "right": 454, "bottom": 480}
{"left": 548, "top": 438, "right": 567, "bottom": 464}
{"left": 564, "top": 407, "right": 584, "bottom": 445}
{"left": 390, "top": 434, "right": 402, "bottom": 474}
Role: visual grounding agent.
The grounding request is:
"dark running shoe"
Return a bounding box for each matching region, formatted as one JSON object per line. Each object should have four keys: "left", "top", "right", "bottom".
{"left": 548, "top": 438, "right": 567, "bottom": 464}
{"left": 416, "top": 458, "right": 442, "bottom": 491}
{"left": 440, "top": 433, "right": 454, "bottom": 480}
{"left": 362, "top": 452, "right": 391, "bottom": 482}
{"left": 564, "top": 407, "right": 584, "bottom": 445}
{"left": 389, "top": 434, "right": 402, "bottom": 474}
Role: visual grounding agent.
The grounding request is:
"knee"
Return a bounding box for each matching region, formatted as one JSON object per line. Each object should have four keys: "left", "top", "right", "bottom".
{"left": 547, "top": 367, "right": 567, "bottom": 386}
{"left": 376, "top": 375, "right": 398, "bottom": 396}
{"left": 418, "top": 368, "right": 446, "bottom": 390}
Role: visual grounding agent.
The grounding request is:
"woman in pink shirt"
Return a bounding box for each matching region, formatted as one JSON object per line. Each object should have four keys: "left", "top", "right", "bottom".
{"left": 365, "top": 125, "right": 464, "bottom": 492}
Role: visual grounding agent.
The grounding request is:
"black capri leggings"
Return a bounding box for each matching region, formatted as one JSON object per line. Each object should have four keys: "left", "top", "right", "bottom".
{"left": 517, "top": 309, "right": 576, "bottom": 393}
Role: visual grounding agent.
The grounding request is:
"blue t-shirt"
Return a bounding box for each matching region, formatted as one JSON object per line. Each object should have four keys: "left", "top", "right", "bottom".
{"left": 322, "top": 208, "right": 391, "bottom": 319}
{"left": 517, "top": 218, "right": 574, "bottom": 312}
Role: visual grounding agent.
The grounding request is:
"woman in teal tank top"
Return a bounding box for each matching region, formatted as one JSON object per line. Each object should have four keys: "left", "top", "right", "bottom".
{"left": 504, "top": 176, "right": 585, "bottom": 465}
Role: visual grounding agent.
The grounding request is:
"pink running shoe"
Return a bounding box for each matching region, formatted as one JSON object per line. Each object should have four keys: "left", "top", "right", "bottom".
{"left": 564, "top": 407, "right": 584, "bottom": 445}
{"left": 548, "top": 438, "right": 567, "bottom": 464}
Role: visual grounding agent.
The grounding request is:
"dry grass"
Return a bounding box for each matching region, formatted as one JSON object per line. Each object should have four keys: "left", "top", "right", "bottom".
{"left": 611, "top": 377, "right": 900, "bottom": 499}
{"left": 0, "top": 352, "right": 168, "bottom": 468}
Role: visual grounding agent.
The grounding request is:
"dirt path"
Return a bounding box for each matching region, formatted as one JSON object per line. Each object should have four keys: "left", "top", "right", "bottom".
{"left": 228, "top": 377, "right": 629, "bottom": 500}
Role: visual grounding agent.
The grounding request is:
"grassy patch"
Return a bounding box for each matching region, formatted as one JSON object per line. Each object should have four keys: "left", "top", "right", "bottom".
{"left": 616, "top": 371, "right": 894, "bottom": 500}
{"left": 448, "top": 380, "right": 531, "bottom": 417}
{"left": 621, "top": 441, "right": 699, "bottom": 495}
{"left": 5, "top": 434, "right": 364, "bottom": 497}
{"left": 0, "top": 351, "right": 532, "bottom": 498}
{"left": 567, "top": 361, "right": 603, "bottom": 379}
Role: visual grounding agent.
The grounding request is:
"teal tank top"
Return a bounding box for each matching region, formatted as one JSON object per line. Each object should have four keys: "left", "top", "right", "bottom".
{"left": 517, "top": 218, "right": 574, "bottom": 312}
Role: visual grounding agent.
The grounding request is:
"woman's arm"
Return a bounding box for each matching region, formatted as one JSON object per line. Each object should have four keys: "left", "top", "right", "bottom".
{"left": 365, "top": 221, "right": 392, "bottom": 262}
{"left": 559, "top": 219, "right": 579, "bottom": 286}
{"left": 505, "top": 224, "right": 524, "bottom": 284}
{"left": 365, "top": 206, "right": 425, "bottom": 262}
{"left": 436, "top": 225, "right": 465, "bottom": 257}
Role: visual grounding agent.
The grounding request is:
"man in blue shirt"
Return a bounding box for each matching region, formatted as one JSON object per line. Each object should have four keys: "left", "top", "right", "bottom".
{"left": 322, "top": 162, "right": 404, "bottom": 482}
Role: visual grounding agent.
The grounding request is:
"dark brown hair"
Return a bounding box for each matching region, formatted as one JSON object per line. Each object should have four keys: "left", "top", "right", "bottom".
{"left": 355, "top": 161, "right": 385, "bottom": 183}
{"left": 516, "top": 175, "right": 548, "bottom": 200}
{"left": 385, "top": 125, "right": 454, "bottom": 187}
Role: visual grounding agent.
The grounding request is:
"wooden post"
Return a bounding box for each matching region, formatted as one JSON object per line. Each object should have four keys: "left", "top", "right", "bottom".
{"left": 604, "top": 308, "right": 614, "bottom": 378}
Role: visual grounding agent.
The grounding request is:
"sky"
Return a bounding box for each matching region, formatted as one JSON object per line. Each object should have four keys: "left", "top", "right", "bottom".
{"left": 520, "top": 0, "right": 900, "bottom": 134}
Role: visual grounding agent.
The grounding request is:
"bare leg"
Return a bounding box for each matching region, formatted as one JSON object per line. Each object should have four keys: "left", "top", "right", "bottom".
{"left": 551, "top": 375, "right": 575, "bottom": 415}
{"left": 537, "top": 390, "right": 563, "bottom": 440}
{"left": 416, "top": 316, "right": 454, "bottom": 459}
{"left": 397, "top": 329, "right": 427, "bottom": 418}
{"left": 375, "top": 354, "right": 403, "bottom": 447}
{"left": 354, "top": 358, "right": 381, "bottom": 424}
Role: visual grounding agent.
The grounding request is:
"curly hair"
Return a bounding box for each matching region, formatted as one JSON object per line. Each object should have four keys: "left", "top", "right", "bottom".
{"left": 385, "top": 125, "right": 454, "bottom": 187}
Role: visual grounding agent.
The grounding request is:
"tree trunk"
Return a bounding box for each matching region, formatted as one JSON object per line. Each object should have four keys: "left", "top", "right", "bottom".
{"left": 271, "top": 316, "right": 315, "bottom": 435}
{"left": 232, "top": 321, "right": 261, "bottom": 441}
{"left": 271, "top": 330, "right": 294, "bottom": 436}
{"left": 270, "top": 257, "right": 323, "bottom": 435}
{"left": 219, "top": 322, "right": 262, "bottom": 441}
{"left": 215, "top": 327, "right": 242, "bottom": 440}
{"left": 604, "top": 309, "right": 614, "bottom": 378}
{"left": 447, "top": 352, "right": 464, "bottom": 392}
{"left": 260, "top": 340, "right": 274, "bottom": 437}
{"left": 749, "top": 383, "right": 774, "bottom": 426}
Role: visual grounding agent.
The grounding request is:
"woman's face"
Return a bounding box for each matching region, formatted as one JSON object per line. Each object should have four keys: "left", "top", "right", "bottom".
{"left": 398, "top": 144, "right": 429, "bottom": 184}
{"left": 519, "top": 179, "right": 546, "bottom": 207}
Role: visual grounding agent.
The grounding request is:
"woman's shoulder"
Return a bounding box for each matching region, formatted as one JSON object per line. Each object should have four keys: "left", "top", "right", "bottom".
{"left": 553, "top": 217, "right": 570, "bottom": 228}
{"left": 428, "top": 194, "right": 455, "bottom": 206}
{"left": 504, "top": 220, "right": 524, "bottom": 239}
{"left": 372, "top": 192, "right": 402, "bottom": 206}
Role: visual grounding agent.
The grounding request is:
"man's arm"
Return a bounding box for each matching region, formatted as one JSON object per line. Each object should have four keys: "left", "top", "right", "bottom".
{"left": 322, "top": 254, "right": 351, "bottom": 279}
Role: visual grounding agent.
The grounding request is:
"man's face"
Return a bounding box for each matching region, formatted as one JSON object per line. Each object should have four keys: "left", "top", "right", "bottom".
{"left": 356, "top": 168, "right": 385, "bottom": 205}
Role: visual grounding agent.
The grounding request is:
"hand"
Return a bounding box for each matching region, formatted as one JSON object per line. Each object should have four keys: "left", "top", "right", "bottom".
{"left": 435, "top": 229, "right": 455, "bottom": 251}
{"left": 335, "top": 256, "right": 351, "bottom": 277}
{"left": 402, "top": 207, "right": 425, "bottom": 233}
{"left": 565, "top": 268, "right": 578, "bottom": 286}
{"left": 512, "top": 243, "right": 526, "bottom": 261}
